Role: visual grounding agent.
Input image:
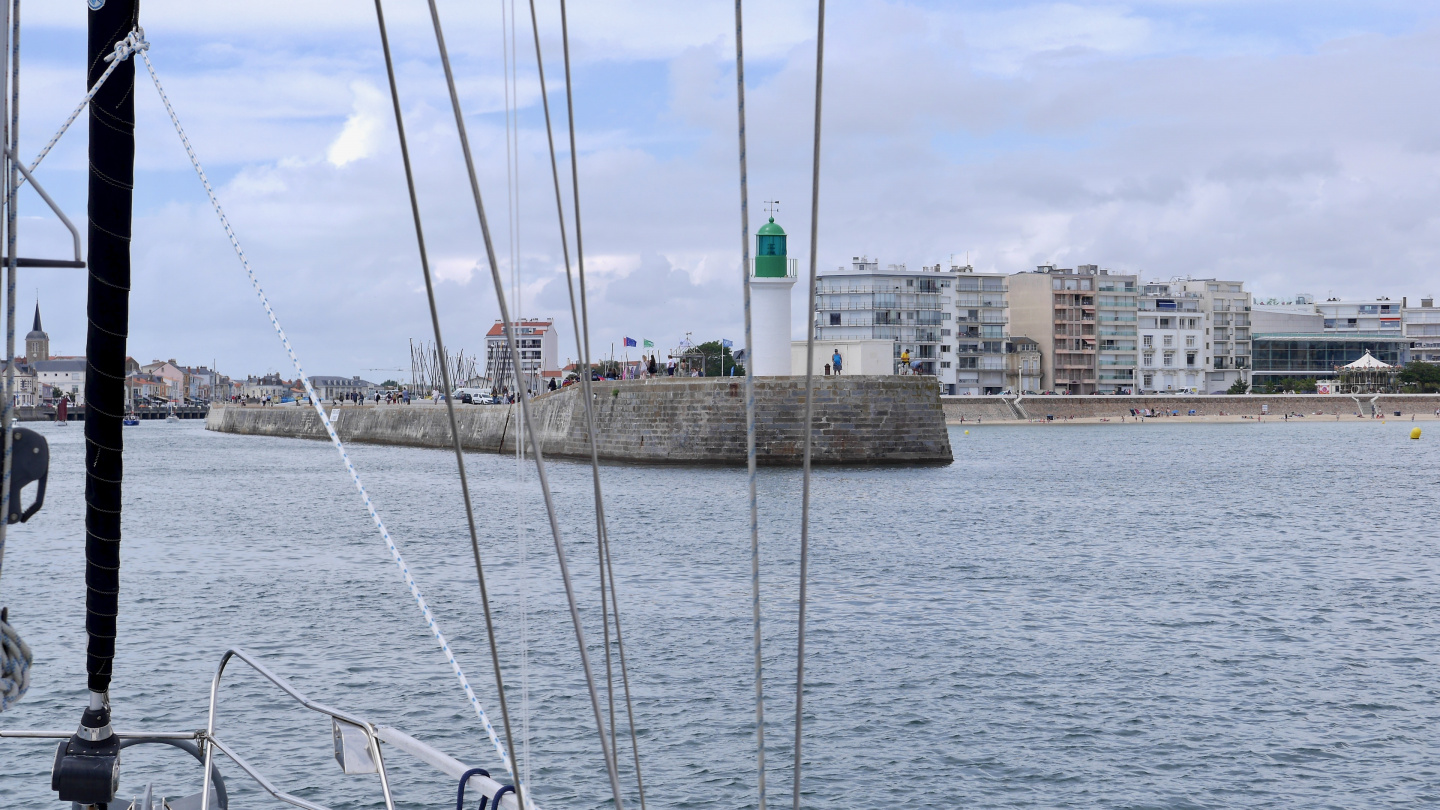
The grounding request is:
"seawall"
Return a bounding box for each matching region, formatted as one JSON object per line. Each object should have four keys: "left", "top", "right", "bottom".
{"left": 207, "top": 376, "right": 953, "bottom": 466}
{"left": 941, "top": 393, "right": 1440, "bottom": 422}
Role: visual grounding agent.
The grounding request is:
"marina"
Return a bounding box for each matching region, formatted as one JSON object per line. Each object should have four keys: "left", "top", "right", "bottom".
{"left": 2, "top": 420, "right": 1437, "bottom": 807}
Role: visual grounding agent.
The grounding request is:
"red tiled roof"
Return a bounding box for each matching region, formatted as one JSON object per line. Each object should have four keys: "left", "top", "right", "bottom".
{"left": 485, "top": 319, "right": 553, "bottom": 337}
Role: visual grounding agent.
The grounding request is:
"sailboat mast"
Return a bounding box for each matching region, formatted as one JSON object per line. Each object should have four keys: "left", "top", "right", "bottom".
{"left": 83, "top": 0, "right": 137, "bottom": 701}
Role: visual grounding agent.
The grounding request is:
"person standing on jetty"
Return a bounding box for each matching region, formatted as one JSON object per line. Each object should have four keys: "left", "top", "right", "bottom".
{"left": 832, "top": 349, "right": 843, "bottom": 375}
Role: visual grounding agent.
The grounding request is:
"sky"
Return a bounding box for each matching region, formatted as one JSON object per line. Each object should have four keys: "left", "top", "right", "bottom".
{"left": 12, "top": 0, "right": 1440, "bottom": 379}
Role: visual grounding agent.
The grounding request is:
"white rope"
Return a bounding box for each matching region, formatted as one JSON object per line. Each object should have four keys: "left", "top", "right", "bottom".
{"left": 135, "top": 45, "right": 533, "bottom": 800}
{"left": 14, "top": 28, "right": 145, "bottom": 191}
{"left": 0, "top": 613, "right": 30, "bottom": 712}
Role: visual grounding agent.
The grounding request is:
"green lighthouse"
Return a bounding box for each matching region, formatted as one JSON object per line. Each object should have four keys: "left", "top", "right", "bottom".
{"left": 754, "top": 217, "right": 791, "bottom": 278}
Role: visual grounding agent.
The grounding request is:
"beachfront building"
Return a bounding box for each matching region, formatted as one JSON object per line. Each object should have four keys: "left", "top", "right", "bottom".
{"left": 812, "top": 258, "right": 1009, "bottom": 394}
{"left": 1137, "top": 282, "right": 1205, "bottom": 392}
{"left": 1005, "top": 337, "right": 1041, "bottom": 393}
{"left": 484, "top": 319, "right": 560, "bottom": 385}
{"left": 945, "top": 263, "right": 1010, "bottom": 395}
{"left": 1316, "top": 297, "right": 1405, "bottom": 333}
{"left": 1403, "top": 297, "right": 1440, "bottom": 364}
{"left": 1009, "top": 265, "right": 1092, "bottom": 394}
{"left": 1250, "top": 334, "right": 1409, "bottom": 389}
{"left": 1094, "top": 268, "right": 1140, "bottom": 393}
{"left": 1178, "top": 279, "right": 1253, "bottom": 393}
{"left": 310, "top": 375, "right": 378, "bottom": 401}
{"left": 1008, "top": 264, "right": 1136, "bottom": 394}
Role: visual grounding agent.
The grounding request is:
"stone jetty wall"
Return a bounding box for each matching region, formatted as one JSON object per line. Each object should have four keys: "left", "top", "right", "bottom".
{"left": 207, "top": 376, "right": 953, "bottom": 466}
{"left": 941, "top": 393, "right": 1440, "bottom": 422}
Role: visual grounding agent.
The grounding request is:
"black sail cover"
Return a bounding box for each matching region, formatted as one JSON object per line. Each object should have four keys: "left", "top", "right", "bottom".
{"left": 84, "top": 0, "right": 137, "bottom": 694}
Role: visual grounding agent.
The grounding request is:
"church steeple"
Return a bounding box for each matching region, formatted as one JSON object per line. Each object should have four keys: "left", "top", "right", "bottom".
{"left": 25, "top": 301, "right": 49, "bottom": 362}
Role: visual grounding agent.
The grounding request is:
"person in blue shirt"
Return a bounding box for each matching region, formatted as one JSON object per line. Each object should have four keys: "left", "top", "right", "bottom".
{"left": 831, "top": 349, "right": 843, "bottom": 375}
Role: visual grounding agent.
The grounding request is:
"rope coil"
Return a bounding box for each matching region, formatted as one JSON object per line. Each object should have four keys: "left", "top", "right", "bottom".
{"left": 0, "top": 609, "right": 31, "bottom": 712}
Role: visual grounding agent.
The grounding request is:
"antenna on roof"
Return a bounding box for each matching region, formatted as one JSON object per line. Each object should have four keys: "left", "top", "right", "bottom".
{"left": 764, "top": 199, "right": 780, "bottom": 218}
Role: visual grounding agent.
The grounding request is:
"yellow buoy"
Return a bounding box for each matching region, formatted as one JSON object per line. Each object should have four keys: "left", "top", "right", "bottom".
{"left": 964, "top": 430, "right": 970, "bottom": 435}
{"left": 1411, "top": 427, "right": 1422, "bottom": 440}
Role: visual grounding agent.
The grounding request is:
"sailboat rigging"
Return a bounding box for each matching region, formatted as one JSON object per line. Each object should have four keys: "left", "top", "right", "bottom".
{"left": 0, "top": 0, "right": 830, "bottom": 806}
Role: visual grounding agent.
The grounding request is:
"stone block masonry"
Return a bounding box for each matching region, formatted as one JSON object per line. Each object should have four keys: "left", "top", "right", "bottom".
{"left": 206, "top": 376, "right": 954, "bottom": 466}
{"left": 940, "top": 394, "right": 1440, "bottom": 422}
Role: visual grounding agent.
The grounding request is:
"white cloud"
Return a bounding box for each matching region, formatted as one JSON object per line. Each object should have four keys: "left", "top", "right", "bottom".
{"left": 327, "top": 81, "right": 387, "bottom": 167}
{"left": 17, "top": 1, "right": 1440, "bottom": 377}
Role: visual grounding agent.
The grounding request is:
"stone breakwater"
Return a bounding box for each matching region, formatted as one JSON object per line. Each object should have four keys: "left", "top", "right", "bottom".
{"left": 941, "top": 393, "right": 1440, "bottom": 422}
{"left": 207, "top": 376, "right": 953, "bottom": 466}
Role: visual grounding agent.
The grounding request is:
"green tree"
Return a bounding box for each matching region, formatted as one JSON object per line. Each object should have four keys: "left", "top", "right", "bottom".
{"left": 696, "top": 340, "right": 744, "bottom": 377}
{"left": 1400, "top": 361, "right": 1440, "bottom": 392}
{"left": 1227, "top": 378, "right": 1249, "bottom": 394}
{"left": 381, "top": 379, "right": 399, "bottom": 388}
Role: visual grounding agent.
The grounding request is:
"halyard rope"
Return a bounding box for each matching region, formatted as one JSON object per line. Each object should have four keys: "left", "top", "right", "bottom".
{"left": 15, "top": 28, "right": 145, "bottom": 191}
{"left": 733, "top": 2, "right": 767, "bottom": 807}
{"left": 134, "top": 37, "right": 530, "bottom": 799}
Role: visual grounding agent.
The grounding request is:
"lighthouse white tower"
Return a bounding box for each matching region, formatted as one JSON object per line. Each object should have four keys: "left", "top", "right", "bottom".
{"left": 749, "top": 216, "right": 798, "bottom": 375}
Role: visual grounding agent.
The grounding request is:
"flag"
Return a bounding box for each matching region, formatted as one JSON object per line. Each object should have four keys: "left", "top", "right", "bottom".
{"left": 624, "top": 337, "right": 637, "bottom": 347}
{"left": 722, "top": 338, "right": 733, "bottom": 349}
{"left": 643, "top": 339, "right": 654, "bottom": 348}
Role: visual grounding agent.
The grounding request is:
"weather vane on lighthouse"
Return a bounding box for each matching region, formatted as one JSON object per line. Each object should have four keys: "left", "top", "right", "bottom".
{"left": 764, "top": 199, "right": 780, "bottom": 218}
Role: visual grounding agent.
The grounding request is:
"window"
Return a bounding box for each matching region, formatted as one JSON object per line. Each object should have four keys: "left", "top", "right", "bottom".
{"left": 1143, "top": 373, "right": 1153, "bottom": 387}
{"left": 1143, "top": 352, "right": 1154, "bottom": 366}
{"left": 1163, "top": 335, "right": 1173, "bottom": 347}
{"left": 940, "top": 361, "right": 951, "bottom": 369}
{"left": 1187, "top": 352, "right": 1197, "bottom": 367}
{"left": 941, "top": 345, "right": 951, "bottom": 353}
{"left": 1163, "top": 352, "right": 1174, "bottom": 366}
{"left": 1186, "top": 336, "right": 1196, "bottom": 347}
{"left": 1142, "top": 335, "right": 1153, "bottom": 347}
{"left": 829, "top": 313, "right": 840, "bottom": 325}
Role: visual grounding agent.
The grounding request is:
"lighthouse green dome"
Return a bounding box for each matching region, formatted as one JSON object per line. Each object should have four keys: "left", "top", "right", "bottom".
{"left": 757, "top": 217, "right": 786, "bottom": 237}
{"left": 754, "top": 217, "right": 790, "bottom": 278}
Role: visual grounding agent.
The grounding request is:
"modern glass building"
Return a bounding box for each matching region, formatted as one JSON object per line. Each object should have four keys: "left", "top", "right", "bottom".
{"left": 1251, "top": 333, "right": 1410, "bottom": 386}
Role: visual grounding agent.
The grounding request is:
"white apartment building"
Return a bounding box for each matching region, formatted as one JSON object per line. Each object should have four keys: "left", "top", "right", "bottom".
{"left": 484, "top": 319, "right": 560, "bottom": 384}
{"left": 1137, "top": 282, "right": 1205, "bottom": 392}
{"left": 1094, "top": 267, "right": 1140, "bottom": 393}
{"left": 815, "top": 258, "right": 1008, "bottom": 394}
{"left": 1317, "top": 298, "right": 1404, "bottom": 333}
{"left": 1178, "top": 279, "right": 1252, "bottom": 392}
{"left": 1404, "top": 296, "right": 1440, "bottom": 363}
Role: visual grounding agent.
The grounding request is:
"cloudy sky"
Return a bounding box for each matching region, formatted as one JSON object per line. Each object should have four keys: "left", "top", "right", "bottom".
{"left": 14, "top": 1, "right": 1440, "bottom": 379}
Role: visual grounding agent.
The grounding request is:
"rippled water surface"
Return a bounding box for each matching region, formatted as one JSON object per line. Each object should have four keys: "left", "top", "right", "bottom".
{"left": 1, "top": 419, "right": 1438, "bottom": 808}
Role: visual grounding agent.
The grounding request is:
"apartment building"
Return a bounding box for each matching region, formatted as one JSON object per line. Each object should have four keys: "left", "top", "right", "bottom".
{"left": 813, "top": 258, "right": 1011, "bottom": 394}
{"left": 1137, "top": 282, "right": 1205, "bottom": 392}
{"left": 1404, "top": 297, "right": 1440, "bottom": 363}
{"left": 1178, "top": 279, "right": 1252, "bottom": 392}
{"left": 1095, "top": 268, "right": 1140, "bottom": 393}
{"left": 484, "top": 319, "right": 560, "bottom": 383}
{"left": 944, "top": 263, "right": 1009, "bottom": 394}
{"left": 1008, "top": 264, "right": 1137, "bottom": 394}
{"left": 1316, "top": 298, "right": 1404, "bottom": 333}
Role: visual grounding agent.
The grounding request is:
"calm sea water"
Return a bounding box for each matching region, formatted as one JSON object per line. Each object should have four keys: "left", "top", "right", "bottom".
{"left": 0, "top": 418, "right": 1437, "bottom": 808}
